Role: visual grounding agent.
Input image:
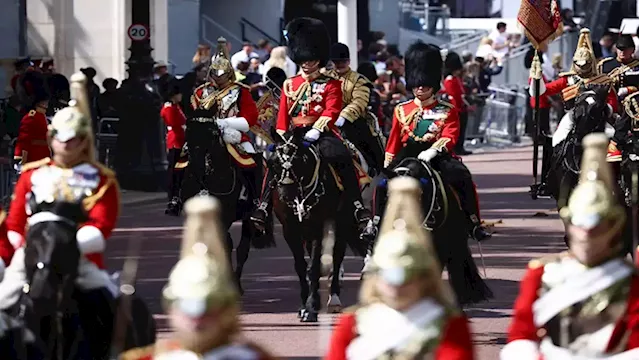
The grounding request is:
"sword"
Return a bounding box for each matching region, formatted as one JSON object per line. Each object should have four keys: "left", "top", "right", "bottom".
{"left": 109, "top": 234, "right": 143, "bottom": 359}
{"left": 475, "top": 240, "right": 488, "bottom": 279}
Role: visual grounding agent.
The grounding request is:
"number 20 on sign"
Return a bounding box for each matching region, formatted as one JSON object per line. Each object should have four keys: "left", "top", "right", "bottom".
{"left": 128, "top": 24, "right": 149, "bottom": 41}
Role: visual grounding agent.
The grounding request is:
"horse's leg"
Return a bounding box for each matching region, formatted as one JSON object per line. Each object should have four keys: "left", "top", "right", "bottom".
{"left": 301, "top": 232, "right": 322, "bottom": 323}
{"left": 280, "top": 213, "right": 308, "bottom": 317}
{"left": 234, "top": 218, "right": 252, "bottom": 296}
{"left": 328, "top": 214, "right": 348, "bottom": 313}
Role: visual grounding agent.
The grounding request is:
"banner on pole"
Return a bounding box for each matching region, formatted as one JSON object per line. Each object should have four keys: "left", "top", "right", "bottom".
{"left": 517, "top": 0, "right": 563, "bottom": 49}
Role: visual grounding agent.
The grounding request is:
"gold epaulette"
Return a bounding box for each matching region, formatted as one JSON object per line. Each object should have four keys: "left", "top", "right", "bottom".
{"left": 320, "top": 68, "right": 339, "bottom": 80}
{"left": 118, "top": 344, "right": 155, "bottom": 360}
{"left": 394, "top": 99, "right": 417, "bottom": 125}
{"left": 21, "top": 157, "right": 50, "bottom": 172}
{"left": 438, "top": 99, "right": 455, "bottom": 109}
{"left": 528, "top": 252, "right": 570, "bottom": 269}
{"left": 28, "top": 110, "right": 36, "bottom": 116}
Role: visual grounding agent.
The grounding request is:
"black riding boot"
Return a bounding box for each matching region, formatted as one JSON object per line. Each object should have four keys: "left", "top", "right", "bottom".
{"left": 458, "top": 178, "right": 491, "bottom": 241}
{"left": 538, "top": 135, "right": 553, "bottom": 198}
{"left": 240, "top": 155, "right": 262, "bottom": 206}
{"left": 334, "top": 161, "right": 372, "bottom": 229}
{"left": 250, "top": 166, "right": 275, "bottom": 232}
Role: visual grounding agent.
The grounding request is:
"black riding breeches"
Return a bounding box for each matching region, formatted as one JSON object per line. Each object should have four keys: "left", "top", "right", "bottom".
{"left": 166, "top": 148, "right": 184, "bottom": 200}
{"left": 317, "top": 135, "right": 363, "bottom": 202}
{"left": 240, "top": 154, "right": 263, "bottom": 204}
{"left": 341, "top": 119, "right": 384, "bottom": 172}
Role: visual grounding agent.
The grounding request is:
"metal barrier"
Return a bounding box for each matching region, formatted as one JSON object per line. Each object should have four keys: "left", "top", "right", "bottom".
{"left": 465, "top": 85, "right": 528, "bottom": 145}
{"left": 96, "top": 117, "right": 119, "bottom": 169}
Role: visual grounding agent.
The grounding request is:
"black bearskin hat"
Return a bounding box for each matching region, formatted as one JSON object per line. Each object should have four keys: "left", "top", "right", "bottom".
{"left": 265, "top": 67, "right": 287, "bottom": 89}
{"left": 31, "top": 87, "right": 50, "bottom": 108}
{"left": 404, "top": 41, "right": 443, "bottom": 92}
{"left": 444, "top": 51, "right": 463, "bottom": 75}
{"left": 616, "top": 34, "right": 635, "bottom": 50}
{"left": 331, "top": 43, "right": 350, "bottom": 61}
{"left": 167, "top": 78, "right": 182, "bottom": 99}
{"left": 285, "top": 17, "right": 331, "bottom": 67}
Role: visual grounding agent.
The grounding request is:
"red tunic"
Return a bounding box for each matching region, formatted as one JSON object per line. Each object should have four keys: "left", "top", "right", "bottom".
{"left": 505, "top": 260, "right": 639, "bottom": 357}
{"left": 191, "top": 85, "right": 259, "bottom": 145}
{"left": 276, "top": 73, "right": 343, "bottom": 136}
{"left": 443, "top": 75, "right": 466, "bottom": 112}
{"left": 326, "top": 312, "right": 474, "bottom": 360}
{"left": 541, "top": 75, "right": 619, "bottom": 113}
{"left": 14, "top": 110, "right": 50, "bottom": 163}
{"left": 384, "top": 98, "right": 459, "bottom": 166}
{"left": 160, "top": 102, "right": 186, "bottom": 150}
{"left": 6, "top": 159, "right": 120, "bottom": 270}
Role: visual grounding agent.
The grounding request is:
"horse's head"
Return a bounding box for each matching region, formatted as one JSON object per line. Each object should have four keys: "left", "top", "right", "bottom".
{"left": 572, "top": 85, "right": 610, "bottom": 139}
{"left": 24, "top": 195, "right": 86, "bottom": 305}
{"left": 270, "top": 127, "right": 319, "bottom": 204}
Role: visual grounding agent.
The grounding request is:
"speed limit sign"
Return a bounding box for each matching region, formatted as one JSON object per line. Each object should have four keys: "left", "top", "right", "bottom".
{"left": 128, "top": 23, "right": 149, "bottom": 41}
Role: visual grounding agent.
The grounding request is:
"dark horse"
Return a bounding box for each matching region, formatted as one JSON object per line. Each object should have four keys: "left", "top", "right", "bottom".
{"left": 255, "top": 127, "right": 366, "bottom": 322}
{"left": 180, "top": 119, "right": 265, "bottom": 294}
{"left": 1, "top": 199, "right": 155, "bottom": 359}
{"left": 369, "top": 158, "right": 492, "bottom": 306}
{"left": 547, "top": 85, "right": 611, "bottom": 205}
{"left": 544, "top": 85, "right": 632, "bottom": 248}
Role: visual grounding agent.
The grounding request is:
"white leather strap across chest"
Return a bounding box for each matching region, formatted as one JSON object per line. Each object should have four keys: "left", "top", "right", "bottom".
{"left": 533, "top": 258, "right": 632, "bottom": 327}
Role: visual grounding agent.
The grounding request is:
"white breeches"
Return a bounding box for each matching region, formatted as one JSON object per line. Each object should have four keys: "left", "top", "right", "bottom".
{"left": 552, "top": 111, "right": 615, "bottom": 147}
{"left": 240, "top": 141, "right": 256, "bottom": 154}
{"left": 0, "top": 248, "right": 118, "bottom": 310}
{"left": 552, "top": 112, "right": 574, "bottom": 147}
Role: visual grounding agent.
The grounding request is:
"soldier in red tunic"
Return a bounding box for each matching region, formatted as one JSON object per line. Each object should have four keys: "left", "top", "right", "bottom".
{"left": 184, "top": 37, "right": 261, "bottom": 204}
{"left": 251, "top": 18, "right": 372, "bottom": 230}
{"left": 501, "top": 133, "right": 638, "bottom": 360}
{"left": 120, "top": 196, "right": 275, "bottom": 360}
{"left": 0, "top": 73, "right": 119, "bottom": 357}
{"left": 160, "top": 78, "right": 187, "bottom": 215}
{"left": 379, "top": 41, "right": 490, "bottom": 241}
{"left": 14, "top": 87, "right": 51, "bottom": 170}
{"left": 443, "top": 51, "right": 472, "bottom": 155}
{"left": 326, "top": 177, "right": 474, "bottom": 360}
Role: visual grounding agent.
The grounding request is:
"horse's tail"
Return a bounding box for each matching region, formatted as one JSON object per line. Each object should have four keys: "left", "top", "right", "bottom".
{"left": 445, "top": 240, "right": 493, "bottom": 306}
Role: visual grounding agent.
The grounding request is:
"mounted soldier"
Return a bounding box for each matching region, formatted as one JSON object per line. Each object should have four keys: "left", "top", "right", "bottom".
{"left": 0, "top": 72, "right": 121, "bottom": 356}
{"left": 326, "top": 177, "right": 474, "bottom": 359}
{"left": 328, "top": 42, "right": 385, "bottom": 175}
{"left": 501, "top": 133, "right": 638, "bottom": 359}
{"left": 183, "top": 36, "right": 260, "bottom": 206}
{"left": 530, "top": 28, "right": 618, "bottom": 149}
{"left": 251, "top": 17, "right": 372, "bottom": 231}
{"left": 124, "top": 196, "right": 275, "bottom": 359}
{"left": 380, "top": 41, "right": 491, "bottom": 242}
{"left": 599, "top": 33, "right": 639, "bottom": 101}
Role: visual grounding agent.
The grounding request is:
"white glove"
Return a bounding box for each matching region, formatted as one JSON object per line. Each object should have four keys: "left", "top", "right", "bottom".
{"left": 222, "top": 128, "right": 242, "bottom": 144}
{"left": 216, "top": 118, "right": 228, "bottom": 130}
{"left": 528, "top": 78, "right": 546, "bottom": 97}
{"left": 417, "top": 148, "right": 439, "bottom": 163}
{"left": 618, "top": 87, "right": 629, "bottom": 97}
{"left": 335, "top": 116, "right": 347, "bottom": 127}
{"left": 304, "top": 128, "right": 321, "bottom": 142}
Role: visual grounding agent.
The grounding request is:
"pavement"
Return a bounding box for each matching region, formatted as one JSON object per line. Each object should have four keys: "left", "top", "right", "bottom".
{"left": 107, "top": 145, "right": 565, "bottom": 359}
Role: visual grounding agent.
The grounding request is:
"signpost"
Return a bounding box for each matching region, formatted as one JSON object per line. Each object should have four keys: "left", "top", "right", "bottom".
{"left": 127, "top": 23, "right": 150, "bottom": 41}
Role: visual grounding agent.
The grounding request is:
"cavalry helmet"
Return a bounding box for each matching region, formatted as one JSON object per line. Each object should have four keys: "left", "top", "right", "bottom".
{"left": 571, "top": 28, "right": 597, "bottom": 76}
{"left": 162, "top": 196, "right": 238, "bottom": 317}
{"left": 209, "top": 37, "right": 235, "bottom": 84}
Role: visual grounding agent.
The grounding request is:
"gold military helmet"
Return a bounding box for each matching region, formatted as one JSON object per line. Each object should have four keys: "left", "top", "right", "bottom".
{"left": 209, "top": 37, "right": 235, "bottom": 84}
{"left": 571, "top": 28, "right": 597, "bottom": 77}
{"left": 560, "top": 133, "right": 626, "bottom": 231}
{"left": 362, "top": 177, "right": 457, "bottom": 309}
{"left": 48, "top": 72, "right": 96, "bottom": 159}
{"left": 162, "top": 196, "right": 238, "bottom": 317}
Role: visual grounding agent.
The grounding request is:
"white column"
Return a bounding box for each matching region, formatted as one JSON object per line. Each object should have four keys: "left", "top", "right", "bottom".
{"left": 337, "top": 0, "right": 358, "bottom": 70}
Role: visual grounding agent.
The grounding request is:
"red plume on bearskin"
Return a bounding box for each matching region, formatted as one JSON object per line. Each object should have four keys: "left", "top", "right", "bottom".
{"left": 404, "top": 41, "right": 443, "bottom": 92}
{"left": 284, "top": 17, "right": 331, "bottom": 67}
{"left": 518, "top": 0, "right": 563, "bottom": 49}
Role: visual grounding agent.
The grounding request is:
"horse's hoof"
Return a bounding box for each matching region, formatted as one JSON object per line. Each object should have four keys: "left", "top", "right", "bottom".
{"left": 301, "top": 311, "right": 318, "bottom": 323}
{"left": 327, "top": 294, "right": 342, "bottom": 314}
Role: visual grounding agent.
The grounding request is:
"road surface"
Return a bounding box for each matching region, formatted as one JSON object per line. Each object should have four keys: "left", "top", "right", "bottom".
{"left": 107, "top": 145, "right": 565, "bottom": 359}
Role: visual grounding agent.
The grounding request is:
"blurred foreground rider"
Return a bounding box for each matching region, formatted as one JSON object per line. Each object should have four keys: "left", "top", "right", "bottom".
{"left": 501, "top": 133, "right": 638, "bottom": 359}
